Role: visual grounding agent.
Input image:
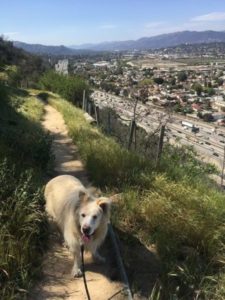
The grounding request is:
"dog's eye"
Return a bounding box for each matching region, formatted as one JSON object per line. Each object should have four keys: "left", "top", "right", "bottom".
{"left": 93, "top": 215, "right": 97, "bottom": 220}
{"left": 81, "top": 213, "right": 86, "bottom": 218}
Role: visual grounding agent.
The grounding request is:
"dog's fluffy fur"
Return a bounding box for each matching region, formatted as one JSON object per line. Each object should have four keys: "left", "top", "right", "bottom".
{"left": 44, "top": 175, "right": 111, "bottom": 277}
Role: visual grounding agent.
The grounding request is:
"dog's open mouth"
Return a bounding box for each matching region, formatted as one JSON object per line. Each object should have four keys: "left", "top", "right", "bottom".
{"left": 81, "top": 232, "right": 94, "bottom": 243}
{"left": 82, "top": 233, "right": 91, "bottom": 243}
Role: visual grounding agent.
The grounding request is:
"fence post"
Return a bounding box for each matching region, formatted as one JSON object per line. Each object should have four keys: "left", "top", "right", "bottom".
{"left": 88, "top": 100, "right": 92, "bottom": 115}
{"left": 94, "top": 105, "right": 100, "bottom": 126}
{"left": 221, "top": 145, "right": 225, "bottom": 188}
{"left": 155, "top": 125, "right": 165, "bottom": 167}
{"left": 82, "top": 90, "right": 86, "bottom": 111}
{"left": 128, "top": 120, "right": 136, "bottom": 150}
{"left": 85, "top": 98, "right": 88, "bottom": 112}
{"left": 134, "top": 123, "right": 137, "bottom": 150}
{"left": 107, "top": 110, "right": 111, "bottom": 134}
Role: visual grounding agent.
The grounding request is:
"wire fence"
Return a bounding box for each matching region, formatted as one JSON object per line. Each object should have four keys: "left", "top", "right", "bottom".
{"left": 81, "top": 91, "right": 225, "bottom": 188}
{"left": 82, "top": 95, "right": 165, "bottom": 166}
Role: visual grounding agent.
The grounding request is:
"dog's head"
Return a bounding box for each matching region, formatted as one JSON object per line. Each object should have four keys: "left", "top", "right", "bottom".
{"left": 78, "top": 191, "right": 111, "bottom": 243}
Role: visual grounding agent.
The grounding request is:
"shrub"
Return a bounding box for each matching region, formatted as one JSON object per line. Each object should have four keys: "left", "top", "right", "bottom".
{"left": 0, "top": 82, "right": 7, "bottom": 100}
{"left": 39, "top": 71, "right": 90, "bottom": 106}
{"left": 36, "top": 91, "right": 49, "bottom": 102}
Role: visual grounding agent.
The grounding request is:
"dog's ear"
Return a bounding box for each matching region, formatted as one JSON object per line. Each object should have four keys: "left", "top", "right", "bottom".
{"left": 79, "top": 190, "right": 88, "bottom": 202}
{"left": 97, "top": 197, "right": 111, "bottom": 215}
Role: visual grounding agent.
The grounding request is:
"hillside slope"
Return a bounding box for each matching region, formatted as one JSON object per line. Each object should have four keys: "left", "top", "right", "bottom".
{"left": 0, "top": 84, "right": 51, "bottom": 299}
{"left": 13, "top": 41, "right": 96, "bottom": 56}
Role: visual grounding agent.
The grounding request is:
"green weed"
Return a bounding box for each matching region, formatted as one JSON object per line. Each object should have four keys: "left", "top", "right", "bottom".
{"left": 0, "top": 86, "right": 51, "bottom": 299}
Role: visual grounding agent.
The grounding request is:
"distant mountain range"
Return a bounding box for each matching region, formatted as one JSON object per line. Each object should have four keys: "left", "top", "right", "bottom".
{"left": 13, "top": 41, "right": 94, "bottom": 56}
{"left": 72, "top": 30, "right": 225, "bottom": 51}
{"left": 14, "top": 30, "right": 225, "bottom": 55}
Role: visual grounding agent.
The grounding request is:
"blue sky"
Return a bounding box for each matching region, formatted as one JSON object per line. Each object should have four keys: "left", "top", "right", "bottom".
{"left": 1, "top": 0, "right": 225, "bottom": 45}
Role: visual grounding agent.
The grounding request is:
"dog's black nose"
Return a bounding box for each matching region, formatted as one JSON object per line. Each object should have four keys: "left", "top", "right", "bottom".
{"left": 83, "top": 226, "right": 91, "bottom": 235}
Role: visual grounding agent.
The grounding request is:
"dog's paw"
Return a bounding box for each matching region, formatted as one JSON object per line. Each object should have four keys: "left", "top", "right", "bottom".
{"left": 72, "top": 268, "right": 83, "bottom": 278}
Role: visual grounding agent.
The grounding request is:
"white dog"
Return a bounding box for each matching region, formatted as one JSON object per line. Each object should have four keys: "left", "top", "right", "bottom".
{"left": 44, "top": 175, "right": 111, "bottom": 277}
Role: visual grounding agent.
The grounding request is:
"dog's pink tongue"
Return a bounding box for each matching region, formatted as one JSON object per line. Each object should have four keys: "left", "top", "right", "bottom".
{"left": 82, "top": 235, "right": 91, "bottom": 243}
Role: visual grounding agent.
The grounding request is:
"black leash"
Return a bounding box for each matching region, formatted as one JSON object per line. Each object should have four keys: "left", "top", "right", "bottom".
{"left": 80, "top": 240, "right": 131, "bottom": 300}
{"left": 81, "top": 244, "right": 91, "bottom": 300}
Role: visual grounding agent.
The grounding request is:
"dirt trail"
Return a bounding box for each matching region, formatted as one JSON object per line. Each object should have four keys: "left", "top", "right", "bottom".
{"left": 30, "top": 104, "right": 125, "bottom": 300}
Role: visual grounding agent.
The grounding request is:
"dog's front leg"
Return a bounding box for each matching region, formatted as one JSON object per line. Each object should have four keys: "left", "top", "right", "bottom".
{"left": 71, "top": 245, "right": 82, "bottom": 278}
{"left": 64, "top": 228, "right": 82, "bottom": 277}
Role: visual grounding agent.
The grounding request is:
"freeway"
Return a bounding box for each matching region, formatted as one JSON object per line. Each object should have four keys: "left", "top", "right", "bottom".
{"left": 91, "top": 90, "right": 225, "bottom": 174}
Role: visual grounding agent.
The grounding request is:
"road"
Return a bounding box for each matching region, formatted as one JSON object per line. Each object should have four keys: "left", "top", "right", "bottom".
{"left": 91, "top": 90, "right": 225, "bottom": 176}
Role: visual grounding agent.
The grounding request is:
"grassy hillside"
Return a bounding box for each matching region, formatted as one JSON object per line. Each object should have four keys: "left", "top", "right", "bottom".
{"left": 0, "top": 84, "right": 51, "bottom": 299}
{"left": 0, "top": 37, "right": 49, "bottom": 88}
{"left": 47, "top": 93, "right": 225, "bottom": 300}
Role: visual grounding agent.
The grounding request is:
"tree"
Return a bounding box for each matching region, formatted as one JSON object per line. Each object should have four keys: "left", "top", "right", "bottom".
{"left": 154, "top": 77, "right": 164, "bottom": 85}
{"left": 203, "top": 113, "right": 214, "bottom": 122}
{"left": 205, "top": 87, "right": 215, "bottom": 96}
{"left": 197, "top": 112, "right": 203, "bottom": 119}
{"left": 192, "top": 83, "right": 203, "bottom": 96}
{"left": 170, "top": 77, "right": 176, "bottom": 85}
{"left": 139, "top": 88, "right": 149, "bottom": 103}
{"left": 174, "top": 103, "right": 182, "bottom": 112}
{"left": 217, "top": 78, "right": 224, "bottom": 86}
{"left": 143, "top": 68, "right": 153, "bottom": 77}
{"left": 138, "top": 78, "right": 153, "bottom": 87}
{"left": 177, "top": 71, "right": 187, "bottom": 82}
{"left": 123, "top": 89, "right": 129, "bottom": 97}
{"left": 114, "top": 66, "right": 123, "bottom": 75}
{"left": 39, "top": 71, "right": 90, "bottom": 106}
{"left": 184, "top": 107, "right": 193, "bottom": 114}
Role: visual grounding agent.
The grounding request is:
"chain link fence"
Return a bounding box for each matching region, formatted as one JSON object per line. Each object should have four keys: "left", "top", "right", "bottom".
{"left": 83, "top": 96, "right": 165, "bottom": 165}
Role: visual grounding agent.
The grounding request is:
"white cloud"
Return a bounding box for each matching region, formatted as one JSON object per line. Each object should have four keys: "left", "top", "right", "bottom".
{"left": 191, "top": 12, "right": 225, "bottom": 22}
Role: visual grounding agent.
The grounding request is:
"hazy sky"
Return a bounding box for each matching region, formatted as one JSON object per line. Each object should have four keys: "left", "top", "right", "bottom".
{"left": 1, "top": 0, "right": 225, "bottom": 45}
